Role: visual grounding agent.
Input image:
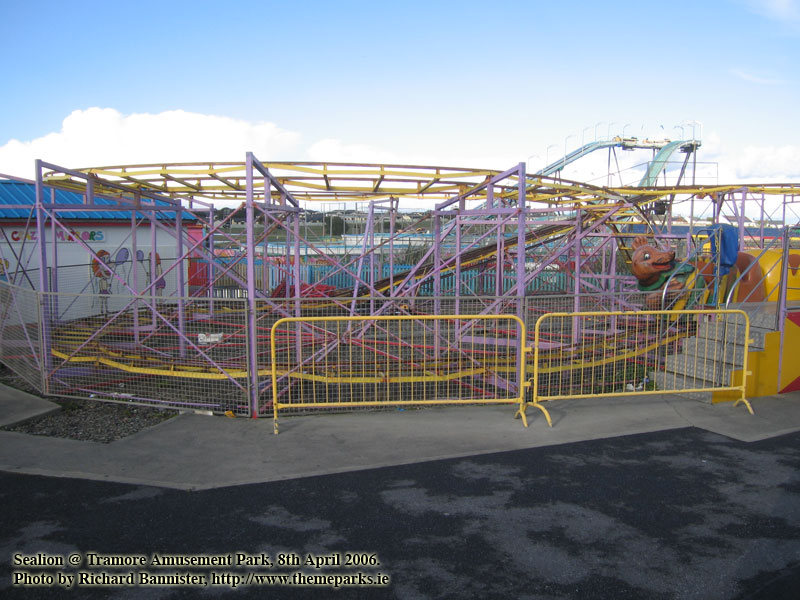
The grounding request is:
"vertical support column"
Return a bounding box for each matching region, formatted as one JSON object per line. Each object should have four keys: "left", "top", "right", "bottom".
{"left": 454, "top": 213, "right": 462, "bottom": 316}
{"left": 284, "top": 192, "right": 292, "bottom": 300}
{"left": 433, "top": 212, "right": 442, "bottom": 313}
{"left": 368, "top": 202, "right": 376, "bottom": 315}
{"left": 245, "top": 153, "right": 261, "bottom": 417}
{"left": 572, "top": 208, "right": 582, "bottom": 343}
{"left": 291, "top": 199, "right": 302, "bottom": 306}
{"left": 433, "top": 211, "right": 442, "bottom": 357}
{"left": 515, "top": 163, "right": 527, "bottom": 310}
{"left": 131, "top": 195, "right": 139, "bottom": 343}
{"left": 34, "top": 161, "right": 51, "bottom": 391}
{"left": 150, "top": 215, "right": 157, "bottom": 320}
{"left": 208, "top": 206, "right": 215, "bottom": 317}
{"left": 175, "top": 207, "right": 186, "bottom": 357}
{"left": 260, "top": 185, "right": 269, "bottom": 299}
{"left": 293, "top": 205, "right": 303, "bottom": 367}
{"left": 574, "top": 208, "right": 583, "bottom": 301}
{"left": 610, "top": 242, "right": 618, "bottom": 294}
{"left": 515, "top": 163, "right": 527, "bottom": 395}
{"left": 389, "top": 198, "right": 396, "bottom": 296}
{"left": 49, "top": 188, "right": 58, "bottom": 322}
{"left": 782, "top": 193, "right": 787, "bottom": 229}
{"left": 495, "top": 211, "right": 504, "bottom": 298}
{"left": 738, "top": 190, "right": 746, "bottom": 249}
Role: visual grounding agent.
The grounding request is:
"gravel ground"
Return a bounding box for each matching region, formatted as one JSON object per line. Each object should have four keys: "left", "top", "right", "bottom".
{"left": 0, "top": 365, "right": 177, "bottom": 443}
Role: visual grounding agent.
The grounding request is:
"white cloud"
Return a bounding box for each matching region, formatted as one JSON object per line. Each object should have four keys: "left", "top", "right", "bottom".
{"left": 729, "top": 144, "right": 800, "bottom": 179}
{"left": 699, "top": 131, "right": 800, "bottom": 182}
{"left": 306, "top": 137, "right": 526, "bottom": 173}
{"left": 4, "top": 108, "right": 799, "bottom": 208}
{"left": 0, "top": 107, "right": 302, "bottom": 179}
{"left": 307, "top": 138, "right": 399, "bottom": 164}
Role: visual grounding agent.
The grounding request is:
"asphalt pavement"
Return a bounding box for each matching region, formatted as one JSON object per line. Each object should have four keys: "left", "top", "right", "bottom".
{"left": 2, "top": 385, "right": 800, "bottom": 599}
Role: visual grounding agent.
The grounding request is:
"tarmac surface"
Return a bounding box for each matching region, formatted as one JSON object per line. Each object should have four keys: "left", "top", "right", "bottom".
{"left": 2, "top": 385, "right": 800, "bottom": 598}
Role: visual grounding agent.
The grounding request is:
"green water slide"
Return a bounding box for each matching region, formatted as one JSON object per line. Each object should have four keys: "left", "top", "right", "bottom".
{"left": 535, "top": 138, "right": 699, "bottom": 186}
{"left": 637, "top": 140, "right": 694, "bottom": 187}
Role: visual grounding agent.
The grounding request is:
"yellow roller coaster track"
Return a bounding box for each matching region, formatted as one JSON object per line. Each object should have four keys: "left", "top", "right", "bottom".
{"left": 49, "top": 321, "right": 692, "bottom": 382}
{"left": 41, "top": 161, "right": 800, "bottom": 206}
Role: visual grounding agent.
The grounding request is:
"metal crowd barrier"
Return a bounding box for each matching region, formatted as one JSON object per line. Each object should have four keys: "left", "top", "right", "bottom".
{"left": 517, "top": 309, "right": 753, "bottom": 428}
{"left": 269, "top": 314, "right": 532, "bottom": 433}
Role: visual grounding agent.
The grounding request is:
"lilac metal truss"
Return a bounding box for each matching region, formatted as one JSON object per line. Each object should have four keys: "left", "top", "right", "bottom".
{"left": 4, "top": 153, "right": 796, "bottom": 416}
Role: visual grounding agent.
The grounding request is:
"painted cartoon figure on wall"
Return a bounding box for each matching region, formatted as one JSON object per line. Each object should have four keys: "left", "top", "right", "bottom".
{"left": 91, "top": 250, "right": 112, "bottom": 313}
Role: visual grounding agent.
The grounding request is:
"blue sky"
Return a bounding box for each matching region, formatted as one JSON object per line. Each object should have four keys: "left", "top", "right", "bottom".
{"left": 1, "top": 0, "right": 799, "bottom": 185}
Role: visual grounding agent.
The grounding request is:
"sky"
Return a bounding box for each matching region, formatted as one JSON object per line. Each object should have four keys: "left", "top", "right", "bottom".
{"left": 1, "top": 0, "right": 799, "bottom": 198}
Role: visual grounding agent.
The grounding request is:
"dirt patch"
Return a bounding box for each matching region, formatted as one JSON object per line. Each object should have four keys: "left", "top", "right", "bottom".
{"left": 0, "top": 365, "right": 177, "bottom": 443}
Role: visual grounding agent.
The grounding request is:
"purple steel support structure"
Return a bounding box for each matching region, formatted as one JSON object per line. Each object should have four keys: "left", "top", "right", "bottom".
{"left": 131, "top": 199, "right": 140, "bottom": 342}
{"left": 291, "top": 197, "right": 301, "bottom": 303}
{"left": 495, "top": 220, "right": 504, "bottom": 298}
{"left": 433, "top": 210, "right": 442, "bottom": 356}
{"left": 389, "top": 197, "right": 397, "bottom": 294}
{"left": 260, "top": 196, "right": 270, "bottom": 299}
{"left": 150, "top": 215, "right": 158, "bottom": 322}
{"left": 245, "top": 153, "right": 261, "bottom": 417}
{"left": 256, "top": 207, "right": 383, "bottom": 302}
{"left": 369, "top": 203, "right": 376, "bottom": 315}
{"left": 207, "top": 206, "right": 215, "bottom": 316}
{"left": 175, "top": 206, "right": 187, "bottom": 357}
{"left": 29, "top": 160, "right": 250, "bottom": 391}
{"left": 739, "top": 190, "right": 746, "bottom": 248}
{"left": 349, "top": 206, "right": 374, "bottom": 315}
{"left": 515, "top": 163, "right": 527, "bottom": 394}
{"left": 49, "top": 187, "right": 58, "bottom": 322}
{"left": 34, "top": 161, "right": 51, "bottom": 391}
{"left": 455, "top": 212, "right": 462, "bottom": 315}
{"left": 244, "top": 152, "right": 315, "bottom": 414}
{"left": 292, "top": 204, "right": 303, "bottom": 370}
{"left": 573, "top": 208, "right": 582, "bottom": 344}
{"left": 25, "top": 156, "right": 800, "bottom": 417}
{"left": 782, "top": 193, "right": 787, "bottom": 229}
{"left": 433, "top": 210, "right": 442, "bottom": 311}
{"left": 282, "top": 192, "right": 291, "bottom": 300}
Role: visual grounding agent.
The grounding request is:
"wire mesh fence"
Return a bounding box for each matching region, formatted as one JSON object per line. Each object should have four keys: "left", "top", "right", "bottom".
{"left": 41, "top": 291, "right": 252, "bottom": 414}
{"left": 0, "top": 281, "right": 755, "bottom": 423}
{"left": 525, "top": 309, "right": 752, "bottom": 416}
{"left": 269, "top": 314, "right": 528, "bottom": 432}
{"left": 0, "top": 282, "right": 43, "bottom": 392}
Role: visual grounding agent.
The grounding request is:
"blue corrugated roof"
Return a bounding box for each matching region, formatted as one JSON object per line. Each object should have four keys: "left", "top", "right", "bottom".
{"left": 0, "top": 181, "right": 197, "bottom": 221}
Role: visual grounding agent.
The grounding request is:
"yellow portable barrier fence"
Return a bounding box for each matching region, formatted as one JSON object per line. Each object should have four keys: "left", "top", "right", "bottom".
{"left": 269, "top": 314, "right": 534, "bottom": 433}
{"left": 517, "top": 309, "right": 753, "bottom": 428}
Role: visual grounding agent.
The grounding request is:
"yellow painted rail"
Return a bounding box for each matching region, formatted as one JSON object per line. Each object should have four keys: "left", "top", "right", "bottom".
{"left": 517, "top": 309, "right": 753, "bottom": 428}
{"left": 269, "top": 314, "right": 533, "bottom": 434}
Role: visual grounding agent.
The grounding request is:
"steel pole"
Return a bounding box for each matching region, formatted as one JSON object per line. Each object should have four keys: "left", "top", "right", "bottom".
{"left": 245, "top": 153, "right": 261, "bottom": 417}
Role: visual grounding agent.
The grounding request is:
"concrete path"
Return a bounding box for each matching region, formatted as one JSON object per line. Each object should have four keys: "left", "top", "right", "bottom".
{"left": 2, "top": 384, "right": 800, "bottom": 490}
